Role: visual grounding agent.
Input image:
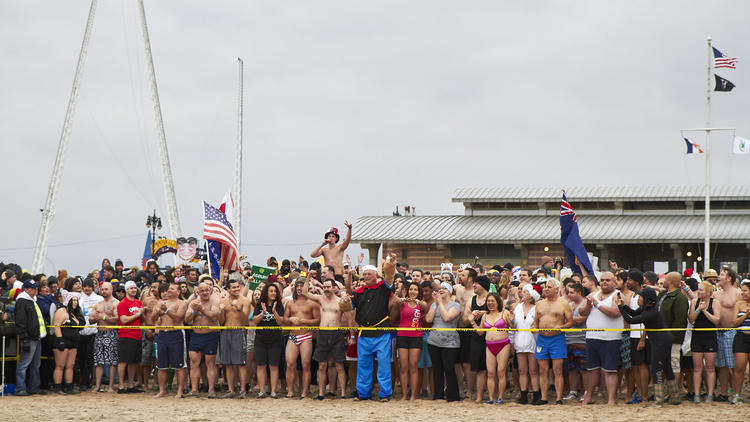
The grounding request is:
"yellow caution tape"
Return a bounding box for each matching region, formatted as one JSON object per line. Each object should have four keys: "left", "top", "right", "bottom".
{"left": 35, "top": 325, "right": 750, "bottom": 333}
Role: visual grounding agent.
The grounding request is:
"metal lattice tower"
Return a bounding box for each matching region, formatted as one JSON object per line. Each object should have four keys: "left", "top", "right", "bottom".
{"left": 31, "top": 0, "right": 99, "bottom": 274}
{"left": 31, "top": 0, "right": 183, "bottom": 273}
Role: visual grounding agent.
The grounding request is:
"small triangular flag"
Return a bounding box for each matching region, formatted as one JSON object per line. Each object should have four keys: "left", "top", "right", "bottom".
{"left": 714, "top": 74, "right": 735, "bottom": 92}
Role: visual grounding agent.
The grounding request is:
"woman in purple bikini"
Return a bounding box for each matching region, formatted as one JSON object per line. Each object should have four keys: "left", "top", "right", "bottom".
{"left": 473, "top": 293, "right": 514, "bottom": 404}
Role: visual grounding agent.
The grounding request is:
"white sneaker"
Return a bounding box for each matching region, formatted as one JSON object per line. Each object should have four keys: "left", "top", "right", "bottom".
{"left": 563, "top": 391, "right": 578, "bottom": 400}
{"left": 730, "top": 394, "right": 743, "bottom": 405}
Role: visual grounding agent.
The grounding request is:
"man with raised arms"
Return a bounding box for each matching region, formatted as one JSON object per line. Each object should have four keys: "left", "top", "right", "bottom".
{"left": 153, "top": 283, "right": 188, "bottom": 398}
{"left": 340, "top": 253, "right": 397, "bottom": 401}
{"left": 303, "top": 274, "right": 347, "bottom": 399}
{"left": 284, "top": 279, "right": 321, "bottom": 398}
{"left": 310, "top": 221, "right": 352, "bottom": 282}
{"left": 184, "top": 280, "right": 222, "bottom": 398}
{"left": 218, "top": 279, "right": 252, "bottom": 399}
{"left": 532, "top": 278, "right": 572, "bottom": 405}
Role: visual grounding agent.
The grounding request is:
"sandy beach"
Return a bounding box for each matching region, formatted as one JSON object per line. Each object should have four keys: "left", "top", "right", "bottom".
{"left": 6, "top": 391, "right": 747, "bottom": 422}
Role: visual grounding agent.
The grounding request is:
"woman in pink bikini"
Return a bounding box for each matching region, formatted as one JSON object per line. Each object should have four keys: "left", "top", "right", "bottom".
{"left": 473, "top": 293, "right": 514, "bottom": 404}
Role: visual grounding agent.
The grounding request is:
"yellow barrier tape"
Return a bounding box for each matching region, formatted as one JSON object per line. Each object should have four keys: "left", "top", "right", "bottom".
{"left": 36, "top": 325, "right": 750, "bottom": 333}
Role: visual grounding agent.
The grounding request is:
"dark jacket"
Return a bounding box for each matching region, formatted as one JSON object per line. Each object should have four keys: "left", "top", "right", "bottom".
{"left": 657, "top": 288, "right": 689, "bottom": 344}
{"left": 15, "top": 293, "right": 42, "bottom": 341}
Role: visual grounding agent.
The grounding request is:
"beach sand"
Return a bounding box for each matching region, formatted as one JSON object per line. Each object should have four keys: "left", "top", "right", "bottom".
{"left": 6, "top": 391, "right": 747, "bottom": 422}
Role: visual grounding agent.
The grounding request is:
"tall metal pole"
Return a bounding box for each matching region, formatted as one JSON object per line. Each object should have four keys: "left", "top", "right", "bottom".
{"left": 234, "top": 58, "right": 244, "bottom": 247}
{"left": 704, "top": 37, "right": 712, "bottom": 271}
{"left": 137, "top": 0, "right": 182, "bottom": 241}
{"left": 31, "top": 0, "right": 98, "bottom": 274}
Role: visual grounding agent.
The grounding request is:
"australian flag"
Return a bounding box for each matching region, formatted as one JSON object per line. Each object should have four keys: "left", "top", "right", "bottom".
{"left": 560, "top": 191, "right": 594, "bottom": 275}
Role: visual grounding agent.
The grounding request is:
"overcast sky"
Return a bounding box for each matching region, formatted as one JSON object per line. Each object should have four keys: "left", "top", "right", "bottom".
{"left": 1, "top": 0, "right": 748, "bottom": 276}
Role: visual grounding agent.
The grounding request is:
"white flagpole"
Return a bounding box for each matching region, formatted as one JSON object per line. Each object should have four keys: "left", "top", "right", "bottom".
{"left": 704, "top": 36, "right": 712, "bottom": 271}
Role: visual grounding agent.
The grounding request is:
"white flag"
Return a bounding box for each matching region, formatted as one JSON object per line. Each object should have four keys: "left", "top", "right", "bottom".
{"left": 734, "top": 137, "right": 750, "bottom": 154}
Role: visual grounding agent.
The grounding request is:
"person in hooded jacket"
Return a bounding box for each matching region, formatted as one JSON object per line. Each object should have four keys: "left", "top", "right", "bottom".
{"left": 616, "top": 287, "right": 679, "bottom": 405}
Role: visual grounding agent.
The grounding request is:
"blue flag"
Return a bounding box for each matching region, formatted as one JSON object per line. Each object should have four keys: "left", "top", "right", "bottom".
{"left": 141, "top": 230, "right": 152, "bottom": 269}
{"left": 206, "top": 239, "right": 222, "bottom": 278}
{"left": 560, "top": 191, "right": 594, "bottom": 275}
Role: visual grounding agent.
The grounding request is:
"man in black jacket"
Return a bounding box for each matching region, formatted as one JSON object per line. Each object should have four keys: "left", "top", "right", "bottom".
{"left": 14, "top": 279, "right": 48, "bottom": 396}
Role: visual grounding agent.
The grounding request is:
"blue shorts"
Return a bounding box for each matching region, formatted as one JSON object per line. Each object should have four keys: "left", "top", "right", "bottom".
{"left": 188, "top": 331, "right": 220, "bottom": 356}
{"left": 155, "top": 330, "right": 186, "bottom": 370}
{"left": 716, "top": 330, "right": 736, "bottom": 368}
{"left": 534, "top": 333, "right": 567, "bottom": 360}
{"left": 418, "top": 332, "right": 432, "bottom": 368}
{"left": 585, "top": 338, "right": 621, "bottom": 372}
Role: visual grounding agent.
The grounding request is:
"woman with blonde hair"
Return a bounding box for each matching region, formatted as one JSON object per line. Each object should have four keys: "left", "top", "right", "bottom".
{"left": 688, "top": 281, "right": 719, "bottom": 403}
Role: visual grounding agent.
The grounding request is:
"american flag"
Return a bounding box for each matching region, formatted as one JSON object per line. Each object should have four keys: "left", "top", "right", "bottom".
{"left": 713, "top": 47, "right": 738, "bottom": 69}
{"left": 560, "top": 190, "right": 576, "bottom": 222}
{"left": 203, "top": 201, "right": 239, "bottom": 271}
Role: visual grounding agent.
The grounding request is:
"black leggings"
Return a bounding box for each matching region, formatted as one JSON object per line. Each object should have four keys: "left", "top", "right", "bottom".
{"left": 427, "top": 344, "right": 460, "bottom": 402}
{"left": 649, "top": 335, "right": 674, "bottom": 383}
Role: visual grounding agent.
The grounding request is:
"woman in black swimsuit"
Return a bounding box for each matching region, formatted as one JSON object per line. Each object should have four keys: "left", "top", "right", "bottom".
{"left": 52, "top": 294, "right": 84, "bottom": 394}
{"left": 687, "top": 281, "right": 720, "bottom": 403}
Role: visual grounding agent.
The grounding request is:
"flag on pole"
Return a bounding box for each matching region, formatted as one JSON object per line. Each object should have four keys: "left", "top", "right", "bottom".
{"left": 734, "top": 137, "right": 750, "bottom": 154}
{"left": 560, "top": 191, "right": 594, "bottom": 275}
{"left": 684, "top": 137, "right": 704, "bottom": 154}
{"left": 205, "top": 239, "right": 221, "bottom": 278}
{"left": 713, "top": 47, "right": 738, "bottom": 69}
{"left": 714, "top": 74, "right": 735, "bottom": 91}
{"left": 203, "top": 201, "right": 240, "bottom": 271}
{"left": 218, "top": 189, "right": 238, "bottom": 271}
{"left": 142, "top": 229, "right": 152, "bottom": 269}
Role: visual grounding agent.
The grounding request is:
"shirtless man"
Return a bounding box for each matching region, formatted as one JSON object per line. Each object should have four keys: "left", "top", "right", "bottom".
{"left": 303, "top": 275, "right": 347, "bottom": 399}
{"left": 532, "top": 279, "right": 572, "bottom": 404}
{"left": 285, "top": 280, "right": 321, "bottom": 398}
{"left": 310, "top": 221, "right": 352, "bottom": 281}
{"left": 88, "top": 282, "right": 119, "bottom": 393}
{"left": 185, "top": 281, "right": 222, "bottom": 398}
{"left": 714, "top": 267, "right": 741, "bottom": 401}
{"left": 453, "top": 267, "right": 477, "bottom": 396}
{"left": 218, "top": 279, "right": 252, "bottom": 398}
{"left": 153, "top": 283, "right": 188, "bottom": 398}
{"left": 139, "top": 279, "right": 162, "bottom": 390}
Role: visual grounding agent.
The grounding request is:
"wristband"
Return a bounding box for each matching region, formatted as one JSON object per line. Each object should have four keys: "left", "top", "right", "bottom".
{"left": 683, "top": 286, "right": 690, "bottom": 292}
{"left": 695, "top": 309, "right": 700, "bottom": 314}
{"left": 595, "top": 303, "right": 600, "bottom": 309}
{"left": 102, "top": 315, "right": 107, "bottom": 321}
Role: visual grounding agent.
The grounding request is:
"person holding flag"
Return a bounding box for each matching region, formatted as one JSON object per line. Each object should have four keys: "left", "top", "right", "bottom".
{"left": 560, "top": 191, "right": 594, "bottom": 275}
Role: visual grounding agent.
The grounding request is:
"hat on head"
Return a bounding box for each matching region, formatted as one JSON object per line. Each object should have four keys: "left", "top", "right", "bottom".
{"left": 22, "top": 279, "right": 38, "bottom": 289}
{"left": 324, "top": 227, "right": 340, "bottom": 242}
{"left": 643, "top": 271, "right": 658, "bottom": 285}
{"left": 361, "top": 264, "right": 378, "bottom": 275}
{"left": 703, "top": 268, "right": 718, "bottom": 278}
{"left": 503, "top": 263, "right": 514, "bottom": 271}
{"left": 627, "top": 269, "right": 644, "bottom": 285}
{"left": 440, "top": 281, "right": 453, "bottom": 295}
{"left": 638, "top": 287, "right": 658, "bottom": 307}
{"left": 683, "top": 268, "right": 694, "bottom": 278}
{"left": 63, "top": 291, "right": 81, "bottom": 307}
{"left": 541, "top": 256, "right": 553, "bottom": 265}
{"left": 476, "top": 275, "right": 491, "bottom": 292}
{"left": 124, "top": 280, "right": 137, "bottom": 290}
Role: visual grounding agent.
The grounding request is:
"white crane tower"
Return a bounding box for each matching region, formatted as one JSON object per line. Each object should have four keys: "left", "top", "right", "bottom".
{"left": 31, "top": 0, "right": 182, "bottom": 273}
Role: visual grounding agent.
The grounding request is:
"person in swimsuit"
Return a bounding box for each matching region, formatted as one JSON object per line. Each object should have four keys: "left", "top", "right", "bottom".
{"left": 687, "top": 281, "right": 720, "bottom": 403}
{"left": 512, "top": 284, "right": 539, "bottom": 405}
{"left": 395, "top": 281, "right": 428, "bottom": 401}
{"left": 532, "top": 278, "right": 572, "bottom": 405}
{"left": 473, "top": 293, "right": 514, "bottom": 404}
{"left": 52, "top": 293, "right": 83, "bottom": 394}
{"left": 463, "top": 275, "right": 490, "bottom": 403}
{"left": 730, "top": 280, "right": 750, "bottom": 405}
{"left": 284, "top": 280, "right": 321, "bottom": 398}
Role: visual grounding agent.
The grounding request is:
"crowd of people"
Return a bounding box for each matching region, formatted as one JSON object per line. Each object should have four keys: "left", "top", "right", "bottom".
{"left": 1, "top": 223, "right": 750, "bottom": 408}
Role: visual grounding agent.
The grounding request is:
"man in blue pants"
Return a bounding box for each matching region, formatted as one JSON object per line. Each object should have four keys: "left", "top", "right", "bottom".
{"left": 340, "top": 254, "right": 396, "bottom": 401}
